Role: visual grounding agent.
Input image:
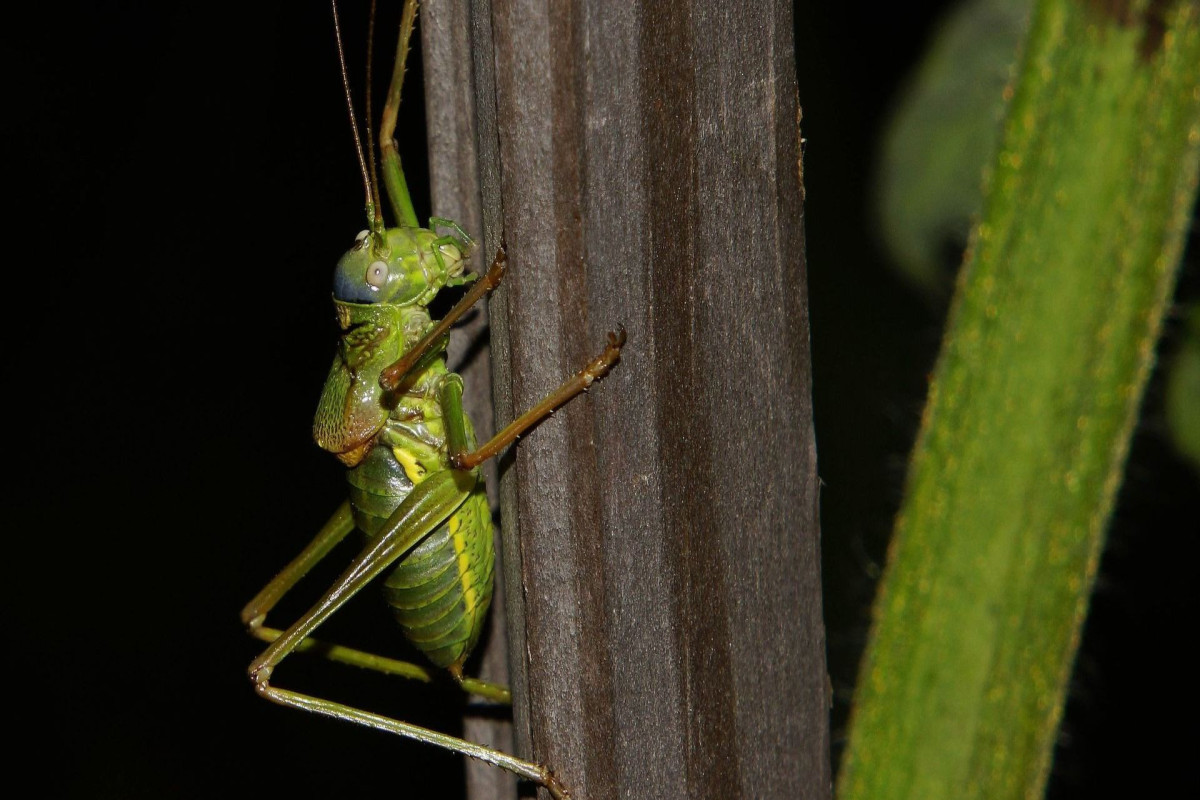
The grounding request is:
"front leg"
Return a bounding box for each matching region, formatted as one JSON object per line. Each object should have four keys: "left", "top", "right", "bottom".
{"left": 380, "top": 243, "right": 506, "bottom": 392}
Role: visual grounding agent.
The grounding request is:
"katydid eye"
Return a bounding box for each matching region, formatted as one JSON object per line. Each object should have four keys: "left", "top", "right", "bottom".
{"left": 366, "top": 260, "right": 389, "bottom": 289}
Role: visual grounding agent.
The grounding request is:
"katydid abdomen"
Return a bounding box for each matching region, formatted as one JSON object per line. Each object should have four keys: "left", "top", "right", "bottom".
{"left": 347, "top": 439, "right": 494, "bottom": 673}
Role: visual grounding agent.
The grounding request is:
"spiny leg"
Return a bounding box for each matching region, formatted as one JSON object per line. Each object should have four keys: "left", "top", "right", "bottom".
{"left": 250, "top": 469, "right": 474, "bottom": 681}
{"left": 446, "top": 328, "right": 626, "bottom": 471}
{"left": 246, "top": 469, "right": 571, "bottom": 799}
{"left": 241, "top": 500, "right": 507, "bottom": 700}
{"left": 247, "top": 625, "right": 511, "bottom": 703}
{"left": 379, "top": 0, "right": 421, "bottom": 228}
{"left": 429, "top": 216, "right": 475, "bottom": 253}
{"left": 261, "top": 686, "right": 570, "bottom": 799}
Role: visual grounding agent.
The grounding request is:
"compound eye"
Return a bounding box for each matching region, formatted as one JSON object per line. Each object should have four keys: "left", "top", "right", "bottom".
{"left": 365, "top": 260, "right": 389, "bottom": 289}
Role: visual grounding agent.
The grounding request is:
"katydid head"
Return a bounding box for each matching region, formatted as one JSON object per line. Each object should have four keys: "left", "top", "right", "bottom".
{"left": 332, "top": 227, "right": 471, "bottom": 307}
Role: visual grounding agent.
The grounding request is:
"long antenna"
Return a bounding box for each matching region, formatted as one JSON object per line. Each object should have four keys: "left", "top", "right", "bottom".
{"left": 331, "top": 0, "right": 381, "bottom": 237}
{"left": 364, "top": 0, "right": 384, "bottom": 226}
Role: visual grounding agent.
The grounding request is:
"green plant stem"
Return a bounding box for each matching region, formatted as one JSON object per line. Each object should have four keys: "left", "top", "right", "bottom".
{"left": 838, "top": 2, "right": 1200, "bottom": 798}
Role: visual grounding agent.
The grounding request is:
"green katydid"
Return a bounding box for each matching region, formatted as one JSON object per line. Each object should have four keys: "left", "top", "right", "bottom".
{"left": 241, "top": 2, "right": 624, "bottom": 797}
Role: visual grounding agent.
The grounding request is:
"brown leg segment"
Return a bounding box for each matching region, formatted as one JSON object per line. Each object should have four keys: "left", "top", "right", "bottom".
{"left": 379, "top": 242, "right": 508, "bottom": 392}
{"left": 449, "top": 327, "right": 626, "bottom": 471}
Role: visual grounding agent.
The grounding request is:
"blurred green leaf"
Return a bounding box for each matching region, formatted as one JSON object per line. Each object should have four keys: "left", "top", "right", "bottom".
{"left": 876, "top": 0, "right": 1030, "bottom": 298}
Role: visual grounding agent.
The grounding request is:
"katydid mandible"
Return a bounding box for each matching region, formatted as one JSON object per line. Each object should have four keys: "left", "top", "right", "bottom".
{"left": 241, "top": 2, "right": 623, "bottom": 797}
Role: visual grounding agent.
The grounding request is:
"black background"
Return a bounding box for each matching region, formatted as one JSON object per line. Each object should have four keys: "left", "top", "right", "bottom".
{"left": 5, "top": 1, "right": 1197, "bottom": 796}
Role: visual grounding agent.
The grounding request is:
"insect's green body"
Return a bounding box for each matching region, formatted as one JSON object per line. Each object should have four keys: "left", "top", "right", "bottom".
{"left": 313, "top": 224, "right": 494, "bottom": 673}
{"left": 243, "top": 5, "right": 621, "bottom": 795}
